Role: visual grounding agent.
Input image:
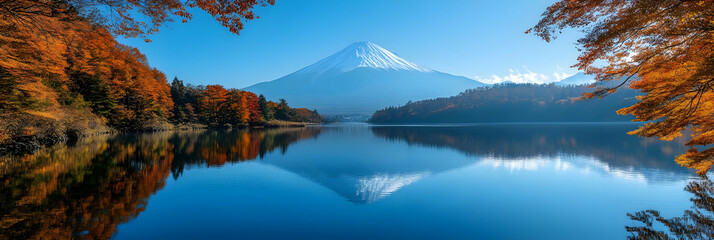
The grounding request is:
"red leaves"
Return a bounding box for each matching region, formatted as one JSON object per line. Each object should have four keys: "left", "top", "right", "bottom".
{"left": 198, "top": 86, "right": 264, "bottom": 126}
{"left": 5, "top": 0, "right": 278, "bottom": 41}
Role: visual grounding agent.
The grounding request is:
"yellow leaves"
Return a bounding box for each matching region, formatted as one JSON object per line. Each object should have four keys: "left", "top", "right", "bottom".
{"left": 688, "top": 131, "right": 714, "bottom": 146}
{"left": 25, "top": 110, "right": 60, "bottom": 121}
{"left": 616, "top": 108, "right": 631, "bottom": 116}
{"left": 659, "top": 131, "right": 683, "bottom": 141}
{"left": 582, "top": 92, "right": 596, "bottom": 99}
{"left": 676, "top": 148, "right": 714, "bottom": 175}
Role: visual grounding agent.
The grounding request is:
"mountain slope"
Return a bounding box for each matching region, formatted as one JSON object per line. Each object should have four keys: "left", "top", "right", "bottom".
{"left": 555, "top": 73, "right": 595, "bottom": 86}
{"left": 245, "top": 42, "right": 486, "bottom": 114}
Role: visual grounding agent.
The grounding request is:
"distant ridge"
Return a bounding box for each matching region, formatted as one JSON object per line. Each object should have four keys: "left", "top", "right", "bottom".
{"left": 245, "top": 41, "right": 487, "bottom": 114}
{"left": 369, "top": 84, "right": 638, "bottom": 124}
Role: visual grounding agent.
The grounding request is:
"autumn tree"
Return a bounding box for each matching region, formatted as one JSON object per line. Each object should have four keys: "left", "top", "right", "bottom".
{"left": 241, "top": 91, "right": 263, "bottom": 124}
{"left": 227, "top": 89, "right": 250, "bottom": 125}
{"left": 199, "top": 85, "right": 230, "bottom": 126}
{"left": 0, "top": 0, "right": 275, "bottom": 42}
{"left": 101, "top": 46, "right": 174, "bottom": 129}
{"left": 1, "top": 8, "right": 175, "bottom": 134}
{"left": 529, "top": 0, "right": 714, "bottom": 174}
{"left": 198, "top": 86, "right": 267, "bottom": 126}
{"left": 0, "top": 0, "right": 278, "bottom": 145}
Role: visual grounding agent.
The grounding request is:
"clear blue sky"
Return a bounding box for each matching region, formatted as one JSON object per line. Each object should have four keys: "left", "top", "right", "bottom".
{"left": 118, "top": 0, "right": 583, "bottom": 89}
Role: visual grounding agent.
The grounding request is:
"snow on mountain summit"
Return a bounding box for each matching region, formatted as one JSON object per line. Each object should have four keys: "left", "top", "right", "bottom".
{"left": 245, "top": 41, "right": 486, "bottom": 114}
{"left": 295, "top": 41, "right": 431, "bottom": 75}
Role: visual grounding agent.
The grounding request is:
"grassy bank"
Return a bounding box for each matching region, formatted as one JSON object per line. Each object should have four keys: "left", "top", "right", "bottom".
{"left": 0, "top": 118, "right": 319, "bottom": 157}
{"left": 0, "top": 119, "right": 206, "bottom": 157}
{"left": 260, "top": 120, "right": 313, "bottom": 128}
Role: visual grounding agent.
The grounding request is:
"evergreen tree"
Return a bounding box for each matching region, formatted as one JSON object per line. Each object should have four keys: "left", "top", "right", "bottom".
{"left": 69, "top": 72, "right": 117, "bottom": 118}
{"left": 0, "top": 67, "right": 36, "bottom": 112}
{"left": 170, "top": 77, "right": 187, "bottom": 122}
{"left": 258, "top": 94, "right": 274, "bottom": 120}
{"left": 276, "top": 98, "right": 291, "bottom": 121}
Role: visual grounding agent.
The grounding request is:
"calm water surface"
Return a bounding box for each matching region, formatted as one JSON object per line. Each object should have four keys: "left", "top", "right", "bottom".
{"left": 0, "top": 123, "right": 700, "bottom": 239}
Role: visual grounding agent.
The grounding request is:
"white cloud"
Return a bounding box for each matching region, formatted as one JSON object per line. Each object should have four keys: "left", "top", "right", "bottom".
{"left": 553, "top": 65, "right": 574, "bottom": 82}
{"left": 473, "top": 65, "right": 575, "bottom": 84}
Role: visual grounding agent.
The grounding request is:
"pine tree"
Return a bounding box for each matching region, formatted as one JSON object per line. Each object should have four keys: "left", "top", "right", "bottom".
{"left": 276, "top": 98, "right": 291, "bottom": 121}
{"left": 258, "top": 94, "right": 274, "bottom": 120}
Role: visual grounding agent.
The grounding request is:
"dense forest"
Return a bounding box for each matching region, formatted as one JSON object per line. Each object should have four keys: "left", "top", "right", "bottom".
{"left": 0, "top": 0, "right": 319, "bottom": 153}
{"left": 170, "top": 78, "right": 323, "bottom": 127}
{"left": 369, "top": 83, "right": 639, "bottom": 123}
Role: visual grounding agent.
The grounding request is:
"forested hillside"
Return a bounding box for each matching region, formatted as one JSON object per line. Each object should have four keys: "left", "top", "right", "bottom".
{"left": 369, "top": 84, "right": 639, "bottom": 123}
{"left": 170, "top": 79, "right": 324, "bottom": 127}
{"left": 0, "top": 0, "right": 316, "bottom": 153}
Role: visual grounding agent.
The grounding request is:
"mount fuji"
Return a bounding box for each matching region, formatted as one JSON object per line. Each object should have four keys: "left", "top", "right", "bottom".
{"left": 244, "top": 41, "right": 487, "bottom": 114}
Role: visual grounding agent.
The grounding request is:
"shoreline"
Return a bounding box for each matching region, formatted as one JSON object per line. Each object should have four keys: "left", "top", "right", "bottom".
{"left": 0, "top": 121, "right": 317, "bottom": 158}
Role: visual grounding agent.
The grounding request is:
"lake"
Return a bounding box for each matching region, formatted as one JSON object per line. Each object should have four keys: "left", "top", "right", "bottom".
{"left": 0, "top": 123, "right": 700, "bottom": 239}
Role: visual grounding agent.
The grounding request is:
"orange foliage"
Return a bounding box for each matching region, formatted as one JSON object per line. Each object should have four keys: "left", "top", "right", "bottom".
{"left": 0, "top": 0, "right": 274, "bottom": 42}
{"left": 198, "top": 87, "right": 264, "bottom": 126}
{"left": 0, "top": 0, "right": 176, "bottom": 134}
{"left": 241, "top": 91, "right": 263, "bottom": 123}
{"left": 200, "top": 85, "right": 230, "bottom": 125}
{"left": 530, "top": 0, "right": 714, "bottom": 174}
{"left": 0, "top": 0, "right": 278, "bottom": 143}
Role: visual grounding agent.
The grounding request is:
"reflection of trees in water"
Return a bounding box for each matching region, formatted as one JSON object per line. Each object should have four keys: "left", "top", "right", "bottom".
{"left": 369, "top": 125, "right": 710, "bottom": 237}
{"left": 0, "top": 127, "right": 320, "bottom": 239}
{"left": 168, "top": 127, "right": 321, "bottom": 179}
{"left": 0, "top": 134, "right": 174, "bottom": 240}
{"left": 371, "top": 125, "right": 692, "bottom": 179}
{"left": 627, "top": 177, "right": 714, "bottom": 240}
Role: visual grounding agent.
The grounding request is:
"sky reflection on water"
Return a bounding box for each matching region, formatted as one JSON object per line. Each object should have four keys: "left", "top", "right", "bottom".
{"left": 0, "top": 123, "right": 699, "bottom": 240}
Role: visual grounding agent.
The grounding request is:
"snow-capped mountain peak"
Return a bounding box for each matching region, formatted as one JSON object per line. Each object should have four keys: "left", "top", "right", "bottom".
{"left": 295, "top": 41, "right": 431, "bottom": 75}
{"left": 245, "top": 41, "right": 486, "bottom": 114}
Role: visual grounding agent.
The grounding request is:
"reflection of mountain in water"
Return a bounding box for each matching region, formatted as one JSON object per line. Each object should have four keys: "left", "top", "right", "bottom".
{"left": 1, "top": 123, "right": 700, "bottom": 239}
{"left": 261, "top": 126, "right": 469, "bottom": 204}
{"left": 371, "top": 124, "right": 696, "bottom": 183}
{"left": 310, "top": 172, "right": 429, "bottom": 204}
{"left": 355, "top": 173, "right": 427, "bottom": 203}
